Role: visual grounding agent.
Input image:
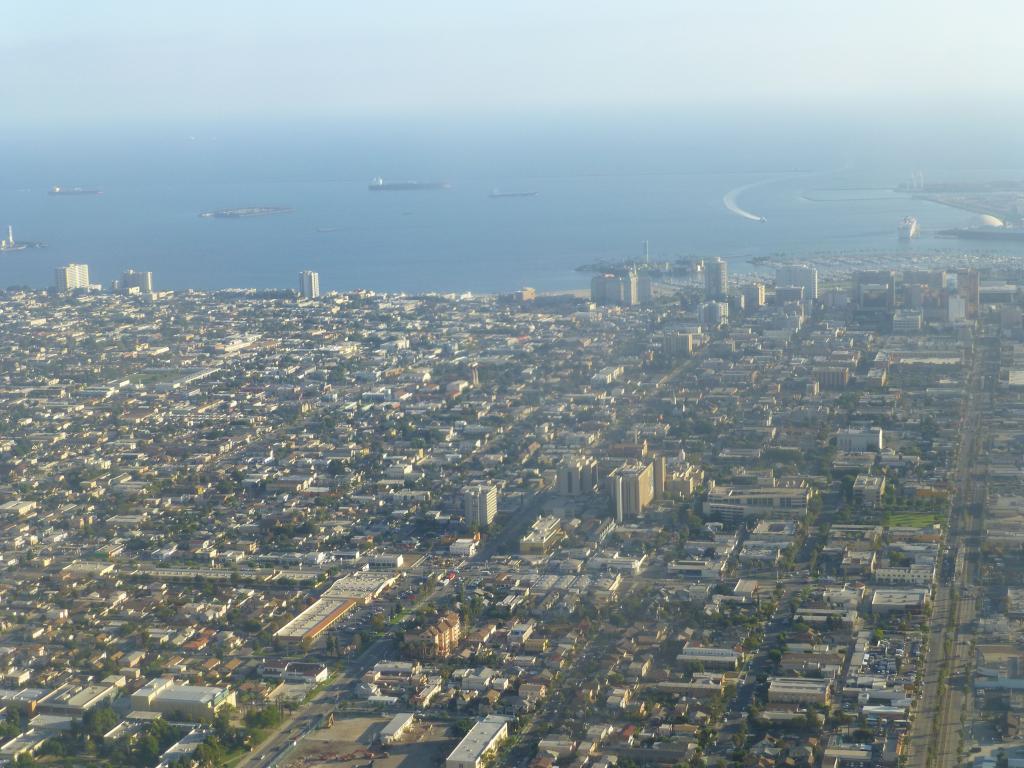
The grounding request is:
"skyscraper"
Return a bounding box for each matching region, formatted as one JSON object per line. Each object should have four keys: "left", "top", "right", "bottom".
{"left": 121, "top": 269, "right": 154, "bottom": 293}
{"left": 298, "top": 270, "right": 320, "bottom": 299}
{"left": 463, "top": 484, "right": 498, "bottom": 530}
{"left": 704, "top": 257, "right": 728, "bottom": 300}
{"left": 54, "top": 264, "right": 90, "bottom": 292}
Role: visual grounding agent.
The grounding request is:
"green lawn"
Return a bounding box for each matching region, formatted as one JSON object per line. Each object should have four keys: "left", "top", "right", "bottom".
{"left": 885, "top": 511, "right": 945, "bottom": 527}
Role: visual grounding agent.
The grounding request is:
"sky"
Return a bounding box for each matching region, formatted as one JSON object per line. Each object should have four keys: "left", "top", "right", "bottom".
{"left": 4, "top": 1, "right": 1023, "bottom": 126}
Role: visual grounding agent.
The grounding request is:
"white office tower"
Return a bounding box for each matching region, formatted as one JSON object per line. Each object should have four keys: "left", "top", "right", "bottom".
{"left": 463, "top": 484, "right": 498, "bottom": 530}
{"left": 54, "top": 263, "right": 90, "bottom": 292}
{"left": 298, "top": 270, "right": 320, "bottom": 299}
{"left": 121, "top": 269, "right": 154, "bottom": 293}
{"left": 704, "top": 257, "right": 728, "bottom": 300}
{"left": 774, "top": 264, "right": 819, "bottom": 300}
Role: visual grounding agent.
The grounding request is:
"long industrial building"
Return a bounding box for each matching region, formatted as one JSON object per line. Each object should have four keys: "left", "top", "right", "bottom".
{"left": 274, "top": 571, "right": 398, "bottom": 644}
{"left": 446, "top": 715, "right": 510, "bottom": 768}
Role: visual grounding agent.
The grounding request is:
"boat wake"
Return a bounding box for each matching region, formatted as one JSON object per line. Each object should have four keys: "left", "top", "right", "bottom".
{"left": 722, "top": 181, "right": 769, "bottom": 222}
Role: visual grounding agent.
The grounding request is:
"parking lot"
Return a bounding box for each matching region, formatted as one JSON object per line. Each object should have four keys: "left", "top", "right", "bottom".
{"left": 281, "top": 716, "right": 454, "bottom": 768}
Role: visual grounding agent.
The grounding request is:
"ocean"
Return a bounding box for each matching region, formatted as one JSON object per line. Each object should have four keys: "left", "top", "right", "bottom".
{"left": 2, "top": 114, "right": 1023, "bottom": 293}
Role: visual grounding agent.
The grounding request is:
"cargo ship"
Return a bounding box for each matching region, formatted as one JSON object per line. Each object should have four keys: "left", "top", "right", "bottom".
{"left": 49, "top": 185, "right": 101, "bottom": 196}
{"left": 199, "top": 206, "right": 293, "bottom": 219}
{"left": 898, "top": 216, "right": 919, "bottom": 241}
{"left": 490, "top": 188, "right": 538, "bottom": 198}
{"left": 368, "top": 177, "right": 449, "bottom": 191}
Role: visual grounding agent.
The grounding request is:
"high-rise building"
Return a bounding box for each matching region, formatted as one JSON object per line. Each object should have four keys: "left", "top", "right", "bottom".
{"left": 904, "top": 269, "right": 946, "bottom": 292}
{"left": 947, "top": 295, "right": 966, "bottom": 323}
{"left": 742, "top": 282, "right": 766, "bottom": 309}
{"left": 775, "top": 265, "right": 818, "bottom": 300}
{"left": 854, "top": 270, "right": 896, "bottom": 311}
{"left": 704, "top": 258, "right": 728, "bottom": 300}
{"left": 608, "top": 462, "right": 655, "bottom": 522}
{"left": 653, "top": 454, "right": 666, "bottom": 500}
{"left": 54, "top": 264, "right": 90, "bottom": 292}
{"left": 637, "top": 274, "right": 653, "bottom": 304}
{"left": 955, "top": 268, "right": 979, "bottom": 319}
{"left": 729, "top": 292, "right": 746, "bottom": 317}
{"left": 892, "top": 310, "right": 923, "bottom": 334}
{"left": 775, "top": 285, "right": 805, "bottom": 303}
{"left": 121, "top": 269, "right": 154, "bottom": 294}
{"left": 517, "top": 287, "right": 536, "bottom": 302}
{"left": 463, "top": 484, "right": 498, "bottom": 530}
{"left": 557, "top": 456, "right": 598, "bottom": 496}
{"left": 659, "top": 331, "right": 694, "bottom": 358}
{"left": 700, "top": 300, "right": 729, "bottom": 327}
{"left": 590, "top": 272, "right": 639, "bottom": 306}
{"left": 298, "top": 270, "right": 320, "bottom": 299}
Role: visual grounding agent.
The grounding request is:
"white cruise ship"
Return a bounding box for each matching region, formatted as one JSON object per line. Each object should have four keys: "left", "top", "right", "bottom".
{"left": 898, "top": 216, "right": 919, "bottom": 241}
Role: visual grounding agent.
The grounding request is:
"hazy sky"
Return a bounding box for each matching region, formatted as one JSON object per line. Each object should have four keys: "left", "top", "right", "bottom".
{"left": 6, "top": 1, "right": 1022, "bottom": 125}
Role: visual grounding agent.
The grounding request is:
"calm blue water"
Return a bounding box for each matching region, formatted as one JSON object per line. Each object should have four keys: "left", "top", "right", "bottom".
{"left": 1, "top": 116, "right": 1023, "bottom": 292}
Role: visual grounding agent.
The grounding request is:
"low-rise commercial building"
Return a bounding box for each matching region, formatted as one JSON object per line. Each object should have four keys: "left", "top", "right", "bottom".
{"left": 676, "top": 646, "right": 742, "bottom": 671}
{"left": 767, "top": 676, "right": 832, "bottom": 706}
{"left": 130, "top": 678, "right": 236, "bottom": 721}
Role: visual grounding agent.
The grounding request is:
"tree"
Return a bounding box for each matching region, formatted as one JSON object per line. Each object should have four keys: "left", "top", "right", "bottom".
{"left": 732, "top": 721, "right": 748, "bottom": 749}
{"left": 136, "top": 733, "right": 161, "bottom": 765}
{"left": 81, "top": 704, "right": 118, "bottom": 740}
{"left": 193, "top": 736, "right": 227, "bottom": 767}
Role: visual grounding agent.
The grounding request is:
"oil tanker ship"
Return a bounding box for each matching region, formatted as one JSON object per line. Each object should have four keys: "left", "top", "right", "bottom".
{"left": 199, "top": 206, "right": 293, "bottom": 219}
{"left": 368, "top": 177, "right": 449, "bottom": 191}
{"left": 490, "top": 188, "right": 537, "bottom": 198}
{"left": 49, "top": 185, "right": 101, "bottom": 196}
